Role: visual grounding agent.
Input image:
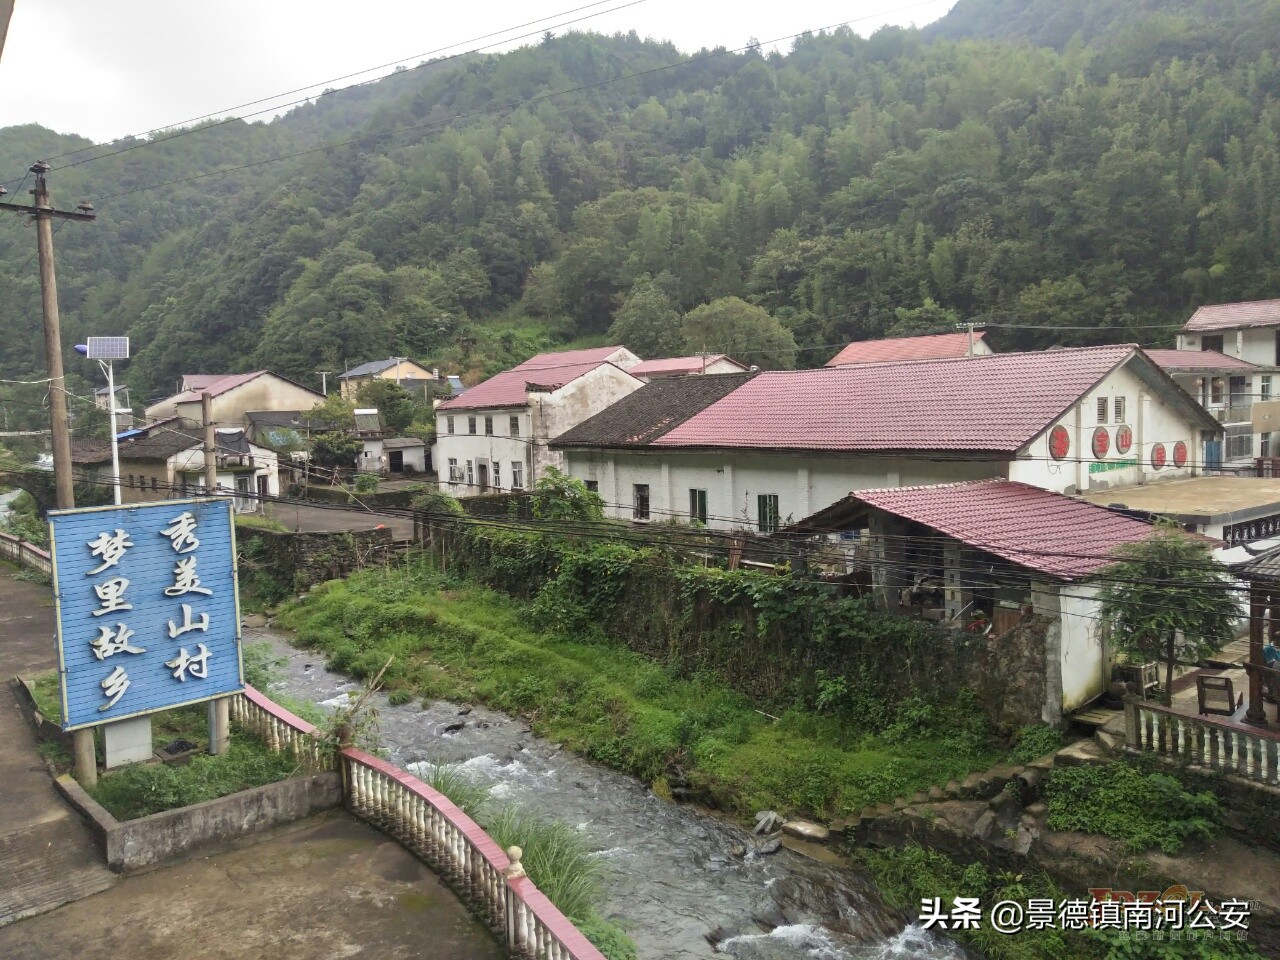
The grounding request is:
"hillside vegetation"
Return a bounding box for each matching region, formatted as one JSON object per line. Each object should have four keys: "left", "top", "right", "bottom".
{"left": 2, "top": 1, "right": 1280, "bottom": 419}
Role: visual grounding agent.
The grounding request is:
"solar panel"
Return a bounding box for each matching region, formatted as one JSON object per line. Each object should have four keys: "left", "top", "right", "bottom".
{"left": 85, "top": 336, "right": 130, "bottom": 360}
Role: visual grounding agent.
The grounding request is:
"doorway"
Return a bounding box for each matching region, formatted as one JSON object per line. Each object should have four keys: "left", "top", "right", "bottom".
{"left": 477, "top": 462, "right": 489, "bottom": 492}
{"left": 389, "top": 450, "right": 404, "bottom": 473}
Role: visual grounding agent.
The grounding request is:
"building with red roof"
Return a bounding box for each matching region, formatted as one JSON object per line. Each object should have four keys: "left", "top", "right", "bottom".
{"left": 825, "top": 331, "right": 993, "bottom": 366}
{"left": 787, "top": 479, "right": 1177, "bottom": 721}
{"left": 434, "top": 346, "right": 643, "bottom": 497}
{"left": 553, "top": 345, "right": 1219, "bottom": 531}
{"left": 144, "top": 371, "right": 325, "bottom": 430}
{"left": 629, "top": 354, "right": 748, "bottom": 380}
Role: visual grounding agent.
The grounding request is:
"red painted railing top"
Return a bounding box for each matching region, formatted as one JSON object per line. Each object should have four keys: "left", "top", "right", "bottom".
{"left": 243, "top": 682, "right": 321, "bottom": 737}
{"left": 1132, "top": 697, "right": 1280, "bottom": 743}
{"left": 0, "top": 531, "right": 51, "bottom": 560}
{"left": 507, "top": 873, "right": 609, "bottom": 959}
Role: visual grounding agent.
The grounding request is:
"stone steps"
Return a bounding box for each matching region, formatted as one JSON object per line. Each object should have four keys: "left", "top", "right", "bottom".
{"left": 0, "top": 817, "right": 116, "bottom": 927}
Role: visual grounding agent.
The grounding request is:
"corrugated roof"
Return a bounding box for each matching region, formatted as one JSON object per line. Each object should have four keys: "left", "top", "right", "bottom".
{"left": 181, "top": 375, "right": 228, "bottom": 392}
{"left": 438, "top": 346, "right": 632, "bottom": 411}
{"left": 654, "top": 345, "right": 1154, "bottom": 454}
{"left": 1183, "top": 298, "right": 1280, "bottom": 332}
{"left": 795, "top": 479, "right": 1159, "bottom": 581}
{"left": 1143, "top": 349, "right": 1257, "bottom": 372}
{"left": 826, "top": 331, "right": 988, "bottom": 366}
{"left": 630, "top": 355, "right": 746, "bottom": 376}
{"left": 341, "top": 358, "right": 401, "bottom": 379}
{"left": 382, "top": 437, "right": 426, "bottom": 450}
{"left": 553, "top": 372, "right": 759, "bottom": 448}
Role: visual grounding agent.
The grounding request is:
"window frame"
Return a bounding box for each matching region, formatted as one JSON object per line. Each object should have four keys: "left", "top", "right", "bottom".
{"left": 448, "top": 457, "right": 461, "bottom": 483}
{"left": 1113, "top": 396, "right": 1126, "bottom": 424}
{"left": 1263, "top": 375, "right": 1273, "bottom": 402}
{"left": 468, "top": 416, "right": 477, "bottom": 435}
{"left": 446, "top": 416, "right": 455, "bottom": 435}
{"left": 509, "top": 415, "right": 520, "bottom": 436}
{"left": 1202, "top": 334, "right": 1224, "bottom": 354}
{"left": 510, "top": 462, "right": 524, "bottom": 489}
{"left": 689, "top": 488, "right": 708, "bottom": 525}
{"left": 484, "top": 416, "right": 494, "bottom": 436}
{"left": 757, "top": 493, "right": 780, "bottom": 533}
{"left": 1096, "top": 396, "right": 1108, "bottom": 423}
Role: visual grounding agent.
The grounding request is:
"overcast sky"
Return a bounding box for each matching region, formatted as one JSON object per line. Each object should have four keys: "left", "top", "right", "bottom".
{"left": 0, "top": 0, "right": 957, "bottom": 143}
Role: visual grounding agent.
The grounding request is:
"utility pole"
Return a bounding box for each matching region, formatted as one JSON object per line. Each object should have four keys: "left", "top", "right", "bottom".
{"left": 956, "top": 321, "right": 978, "bottom": 358}
{"left": 2, "top": 163, "right": 97, "bottom": 786}
{"left": 317, "top": 371, "right": 331, "bottom": 395}
{"left": 200, "top": 391, "right": 230, "bottom": 754}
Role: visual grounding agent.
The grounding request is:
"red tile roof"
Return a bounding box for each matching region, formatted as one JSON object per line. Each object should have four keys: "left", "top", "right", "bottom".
{"left": 168, "top": 371, "right": 266, "bottom": 405}
{"left": 1143, "top": 349, "right": 1256, "bottom": 372}
{"left": 1183, "top": 298, "right": 1280, "bottom": 332}
{"left": 814, "top": 479, "right": 1159, "bottom": 580}
{"left": 654, "top": 345, "right": 1142, "bottom": 454}
{"left": 630, "top": 355, "right": 746, "bottom": 376}
{"left": 826, "top": 331, "right": 988, "bottom": 366}
{"left": 437, "top": 347, "right": 633, "bottom": 411}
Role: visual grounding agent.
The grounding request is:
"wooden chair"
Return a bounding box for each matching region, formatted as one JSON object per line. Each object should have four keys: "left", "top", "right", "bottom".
{"left": 1197, "top": 675, "right": 1235, "bottom": 716}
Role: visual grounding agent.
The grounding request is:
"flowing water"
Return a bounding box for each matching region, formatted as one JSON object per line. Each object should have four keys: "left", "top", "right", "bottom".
{"left": 247, "top": 626, "right": 964, "bottom": 960}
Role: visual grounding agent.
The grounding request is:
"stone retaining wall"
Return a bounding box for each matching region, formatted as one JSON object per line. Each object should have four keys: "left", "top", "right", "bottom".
{"left": 238, "top": 527, "right": 394, "bottom": 592}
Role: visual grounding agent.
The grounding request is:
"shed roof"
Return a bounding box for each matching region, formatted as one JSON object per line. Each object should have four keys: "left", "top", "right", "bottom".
{"left": 552, "top": 372, "right": 758, "bottom": 449}
{"left": 437, "top": 346, "right": 633, "bottom": 411}
{"left": 382, "top": 436, "right": 426, "bottom": 450}
{"left": 790, "top": 479, "right": 1160, "bottom": 581}
{"left": 826, "top": 331, "right": 988, "bottom": 366}
{"left": 1143, "top": 348, "right": 1257, "bottom": 372}
{"left": 1183, "top": 298, "right": 1280, "bottom": 333}
{"left": 652, "top": 345, "right": 1216, "bottom": 454}
{"left": 629, "top": 355, "right": 747, "bottom": 377}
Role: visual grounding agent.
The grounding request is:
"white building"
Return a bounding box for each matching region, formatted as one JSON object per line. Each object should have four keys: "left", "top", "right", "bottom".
{"left": 553, "top": 345, "right": 1220, "bottom": 530}
{"left": 789, "top": 480, "right": 1170, "bottom": 722}
{"left": 359, "top": 436, "right": 428, "bottom": 475}
{"left": 434, "top": 346, "right": 643, "bottom": 497}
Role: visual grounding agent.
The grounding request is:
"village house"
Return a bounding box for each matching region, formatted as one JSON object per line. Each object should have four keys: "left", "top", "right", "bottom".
{"left": 144, "top": 371, "right": 324, "bottom": 429}
{"left": 628, "top": 354, "right": 748, "bottom": 380}
{"left": 786, "top": 479, "right": 1170, "bottom": 723}
{"left": 338, "top": 357, "right": 440, "bottom": 400}
{"left": 434, "top": 346, "right": 643, "bottom": 497}
{"left": 552, "top": 345, "right": 1220, "bottom": 530}
{"left": 825, "top": 330, "right": 994, "bottom": 366}
{"left": 73, "top": 424, "right": 279, "bottom": 513}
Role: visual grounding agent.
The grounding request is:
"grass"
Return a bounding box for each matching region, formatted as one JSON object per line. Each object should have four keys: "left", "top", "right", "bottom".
{"left": 235, "top": 513, "right": 289, "bottom": 533}
{"left": 277, "top": 562, "right": 1001, "bottom": 821}
{"left": 88, "top": 729, "right": 299, "bottom": 820}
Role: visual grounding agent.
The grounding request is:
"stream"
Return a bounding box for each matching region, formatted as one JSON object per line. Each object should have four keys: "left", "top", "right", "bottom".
{"left": 247, "top": 626, "right": 964, "bottom": 960}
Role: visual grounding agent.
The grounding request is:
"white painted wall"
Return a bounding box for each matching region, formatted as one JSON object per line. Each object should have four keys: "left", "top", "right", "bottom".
{"left": 435, "top": 364, "right": 644, "bottom": 497}
{"left": 1011, "top": 363, "right": 1203, "bottom": 494}
{"left": 563, "top": 449, "right": 1004, "bottom": 528}
{"left": 1179, "top": 327, "right": 1279, "bottom": 367}
{"left": 1056, "top": 583, "right": 1108, "bottom": 713}
{"left": 170, "top": 441, "right": 280, "bottom": 512}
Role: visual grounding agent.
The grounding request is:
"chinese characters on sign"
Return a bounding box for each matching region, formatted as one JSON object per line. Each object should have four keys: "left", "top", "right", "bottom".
{"left": 49, "top": 499, "right": 243, "bottom": 731}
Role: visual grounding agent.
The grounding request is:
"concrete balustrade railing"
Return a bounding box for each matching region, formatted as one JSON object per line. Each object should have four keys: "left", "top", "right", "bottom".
{"left": 1124, "top": 698, "right": 1280, "bottom": 786}
{"left": 0, "top": 531, "right": 52, "bottom": 575}
{"left": 7, "top": 532, "right": 605, "bottom": 959}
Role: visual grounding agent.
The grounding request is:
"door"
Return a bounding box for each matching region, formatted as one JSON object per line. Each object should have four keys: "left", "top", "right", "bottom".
{"left": 388, "top": 450, "right": 404, "bottom": 473}
{"left": 477, "top": 462, "right": 489, "bottom": 492}
{"left": 235, "top": 476, "right": 251, "bottom": 513}
{"left": 256, "top": 474, "right": 269, "bottom": 504}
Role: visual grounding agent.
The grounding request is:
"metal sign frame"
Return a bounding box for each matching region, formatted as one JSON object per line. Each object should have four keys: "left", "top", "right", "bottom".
{"left": 49, "top": 497, "right": 244, "bottom": 731}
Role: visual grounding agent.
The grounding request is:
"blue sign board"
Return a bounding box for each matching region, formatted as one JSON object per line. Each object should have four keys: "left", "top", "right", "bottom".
{"left": 48, "top": 498, "right": 243, "bottom": 731}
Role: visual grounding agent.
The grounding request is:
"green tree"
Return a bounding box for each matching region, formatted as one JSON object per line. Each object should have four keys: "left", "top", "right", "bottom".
{"left": 355, "top": 379, "right": 429, "bottom": 434}
{"left": 532, "top": 467, "right": 605, "bottom": 522}
{"left": 607, "top": 277, "right": 684, "bottom": 357}
{"left": 680, "top": 297, "right": 797, "bottom": 369}
{"left": 310, "top": 431, "right": 363, "bottom": 472}
{"left": 1097, "top": 525, "right": 1239, "bottom": 706}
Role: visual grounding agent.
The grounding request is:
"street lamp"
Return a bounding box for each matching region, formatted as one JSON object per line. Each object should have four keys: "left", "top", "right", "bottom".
{"left": 74, "top": 337, "right": 130, "bottom": 507}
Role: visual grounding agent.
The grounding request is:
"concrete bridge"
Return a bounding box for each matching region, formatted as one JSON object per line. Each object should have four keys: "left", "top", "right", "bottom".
{"left": 0, "top": 558, "right": 596, "bottom": 959}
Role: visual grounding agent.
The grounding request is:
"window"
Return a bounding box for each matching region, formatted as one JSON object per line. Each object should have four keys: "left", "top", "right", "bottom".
{"left": 1226, "top": 425, "right": 1254, "bottom": 461}
{"left": 468, "top": 416, "right": 477, "bottom": 435}
{"left": 1202, "top": 334, "right": 1224, "bottom": 353}
{"left": 492, "top": 461, "right": 500, "bottom": 488}
{"left": 633, "top": 483, "right": 650, "bottom": 521}
{"left": 585, "top": 480, "right": 599, "bottom": 493}
{"left": 509, "top": 415, "right": 520, "bottom": 436}
{"left": 1263, "top": 433, "right": 1273, "bottom": 458}
{"left": 757, "top": 494, "right": 780, "bottom": 533}
{"left": 466, "top": 460, "right": 474, "bottom": 485}
{"left": 1210, "top": 377, "right": 1224, "bottom": 405}
{"left": 446, "top": 416, "right": 455, "bottom": 435}
{"left": 150, "top": 477, "right": 158, "bottom": 491}
{"left": 689, "top": 488, "right": 708, "bottom": 525}
{"left": 448, "top": 457, "right": 461, "bottom": 482}
{"left": 1263, "top": 376, "right": 1273, "bottom": 401}
{"left": 1275, "top": 330, "right": 1280, "bottom": 366}
{"left": 511, "top": 462, "right": 524, "bottom": 489}
{"left": 1113, "top": 397, "right": 1126, "bottom": 424}
{"left": 127, "top": 474, "right": 134, "bottom": 488}
{"left": 1230, "top": 375, "right": 1250, "bottom": 410}
{"left": 485, "top": 416, "right": 494, "bottom": 436}
{"left": 1095, "top": 396, "right": 1108, "bottom": 423}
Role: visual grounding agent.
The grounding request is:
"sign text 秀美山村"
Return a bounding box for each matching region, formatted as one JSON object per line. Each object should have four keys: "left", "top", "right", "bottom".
{"left": 49, "top": 498, "right": 244, "bottom": 731}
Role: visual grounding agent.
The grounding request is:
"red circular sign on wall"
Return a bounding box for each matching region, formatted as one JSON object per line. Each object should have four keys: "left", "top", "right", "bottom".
{"left": 1092, "top": 426, "right": 1110, "bottom": 460}
{"left": 1115, "top": 425, "right": 1133, "bottom": 455}
{"left": 1151, "top": 443, "right": 1167, "bottom": 469}
{"left": 1173, "top": 441, "right": 1188, "bottom": 468}
{"left": 1049, "top": 425, "right": 1070, "bottom": 461}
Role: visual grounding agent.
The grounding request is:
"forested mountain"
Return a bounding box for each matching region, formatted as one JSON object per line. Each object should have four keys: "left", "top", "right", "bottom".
{"left": 3, "top": 0, "right": 1280, "bottom": 422}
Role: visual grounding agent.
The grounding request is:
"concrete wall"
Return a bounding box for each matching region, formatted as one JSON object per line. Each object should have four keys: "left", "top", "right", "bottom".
{"left": 1056, "top": 583, "right": 1108, "bottom": 713}
{"left": 56, "top": 772, "right": 342, "bottom": 873}
{"left": 1179, "top": 327, "right": 1279, "bottom": 367}
{"left": 564, "top": 448, "right": 1003, "bottom": 528}
{"left": 168, "top": 376, "right": 324, "bottom": 428}
{"left": 1012, "top": 364, "right": 1202, "bottom": 494}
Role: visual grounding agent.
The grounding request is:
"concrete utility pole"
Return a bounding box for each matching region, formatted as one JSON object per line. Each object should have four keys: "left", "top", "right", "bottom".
{"left": 200, "top": 392, "right": 229, "bottom": 755}
{"left": 317, "top": 371, "right": 331, "bottom": 395}
{"left": 2, "top": 162, "right": 97, "bottom": 786}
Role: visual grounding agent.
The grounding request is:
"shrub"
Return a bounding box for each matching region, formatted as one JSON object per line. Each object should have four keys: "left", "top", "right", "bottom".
{"left": 353, "top": 473, "right": 379, "bottom": 493}
{"left": 1009, "top": 723, "right": 1064, "bottom": 763}
{"left": 1045, "top": 762, "right": 1221, "bottom": 852}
